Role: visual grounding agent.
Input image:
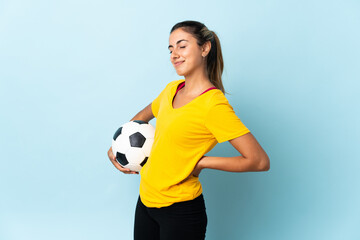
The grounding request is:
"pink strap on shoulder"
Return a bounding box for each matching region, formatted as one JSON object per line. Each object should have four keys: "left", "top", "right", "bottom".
{"left": 175, "top": 82, "right": 185, "bottom": 95}
{"left": 175, "top": 82, "right": 217, "bottom": 96}
{"left": 200, "top": 87, "right": 217, "bottom": 95}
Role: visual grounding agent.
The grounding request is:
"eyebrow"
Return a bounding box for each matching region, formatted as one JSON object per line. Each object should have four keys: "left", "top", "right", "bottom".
{"left": 168, "top": 39, "right": 188, "bottom": 49}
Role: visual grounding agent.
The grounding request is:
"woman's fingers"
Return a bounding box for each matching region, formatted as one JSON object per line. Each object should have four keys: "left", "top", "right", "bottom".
{"left": 113, "top": 156, "right": 139, "bottom": 174}
{"left": 121, "top": 167, "right": 139, "bottom": 174}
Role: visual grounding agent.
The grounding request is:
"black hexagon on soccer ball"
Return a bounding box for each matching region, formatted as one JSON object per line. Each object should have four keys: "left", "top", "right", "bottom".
{"left": 140, "top": 157, "right": 148, "bottom": 167}
{"left": 129, "top": 132, "right": 146, "bottom": 148}
{"left": 116, "top": 152, "right": 129, "bottom": 166}
{"left": 113, "top": 127, "right": 122, "bottom": 140}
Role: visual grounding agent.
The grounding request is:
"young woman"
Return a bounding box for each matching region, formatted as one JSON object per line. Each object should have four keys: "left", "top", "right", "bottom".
{"left": 107, "top": 20, "right": 270, "bottom": 240}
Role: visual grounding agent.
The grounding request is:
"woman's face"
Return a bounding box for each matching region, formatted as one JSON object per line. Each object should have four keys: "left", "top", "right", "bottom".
{"left": 168, "top": 28, "right": 206, "bottom": 77}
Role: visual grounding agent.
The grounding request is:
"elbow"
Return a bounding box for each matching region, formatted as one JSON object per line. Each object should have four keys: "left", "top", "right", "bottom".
{"left": 256, "top": 157, "right": 270, "bottom": 172}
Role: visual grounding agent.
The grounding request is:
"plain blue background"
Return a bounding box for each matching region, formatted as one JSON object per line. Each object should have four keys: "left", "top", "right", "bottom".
{"left": 1, "top": 0, "right": 359, "bottom": 239}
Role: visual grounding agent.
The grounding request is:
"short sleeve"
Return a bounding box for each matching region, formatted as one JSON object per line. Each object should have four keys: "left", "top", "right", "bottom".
{"left": 151, "top": 81, "right": 172, "bottom": 118}
{"left": 205, "top": 92, "right": 250, "bottom": 143}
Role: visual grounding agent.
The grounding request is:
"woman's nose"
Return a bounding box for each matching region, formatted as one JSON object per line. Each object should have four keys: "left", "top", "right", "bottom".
{"left": 171, "top": 49, "right": 179, "bottom": 59}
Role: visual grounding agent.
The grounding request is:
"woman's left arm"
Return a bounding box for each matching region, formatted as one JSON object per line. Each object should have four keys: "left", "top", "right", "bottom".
{"left": 192, "top": 132, "right": 270, "bottom": 177}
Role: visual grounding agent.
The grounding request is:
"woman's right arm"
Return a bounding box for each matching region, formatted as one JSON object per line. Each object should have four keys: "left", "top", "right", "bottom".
{"left": 107, "top": 102, "right": 155, "bottom": 174}
{"left": 129, "top": 102, "right": 155, "bottom": 122}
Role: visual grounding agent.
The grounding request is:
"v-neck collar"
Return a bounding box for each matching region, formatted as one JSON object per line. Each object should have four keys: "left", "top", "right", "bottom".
{"left": 170, "top": 80, "right": 218, "bottom": 110}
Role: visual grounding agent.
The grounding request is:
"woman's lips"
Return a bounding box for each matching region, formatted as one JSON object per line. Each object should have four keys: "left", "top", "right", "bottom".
{"left": 175, "top": 61, "right": 184, "bottom": 67}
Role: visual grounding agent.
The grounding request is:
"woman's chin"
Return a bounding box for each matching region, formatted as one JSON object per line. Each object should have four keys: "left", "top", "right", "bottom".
{"left": 175, "top": 70, "right": 184, "bottom": 76}
{"left": 175, "top": 69, "right": 188, "bottom": 76}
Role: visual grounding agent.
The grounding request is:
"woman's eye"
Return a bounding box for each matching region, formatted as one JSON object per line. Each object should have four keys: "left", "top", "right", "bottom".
{"left": 169, "top": 46, "right": 186, "bottom": 54}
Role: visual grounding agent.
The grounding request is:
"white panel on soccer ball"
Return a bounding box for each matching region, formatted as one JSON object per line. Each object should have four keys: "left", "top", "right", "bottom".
{"left": 126, "top": 147, "right": 145, "bottom": 162}
{"left": 121, "top": 121, "right": 140, "bottom": 136}
{"left": 126, "top": 147, "right": 145, "bottom": 167}
{"left": 113, "top": 134, "right": 130, "bottom": 153}
{"left": 119, "top": 128, "right": 131, "bottom": 139}
{"left": 127, "top": 163, "right": 142, "bottom": 172}
{"left": 111, "top": 139, "right": 118, "bottom": 156}
{"left": 138, "top": 123, "right": 156, "bottom": 139}
{"left": 142, "top": 138, "right": 154, "bottom": 156}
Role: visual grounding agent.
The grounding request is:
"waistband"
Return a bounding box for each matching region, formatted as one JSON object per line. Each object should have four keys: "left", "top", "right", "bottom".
{"left": 140, "top": 193, "right": 205, "bottom": 209}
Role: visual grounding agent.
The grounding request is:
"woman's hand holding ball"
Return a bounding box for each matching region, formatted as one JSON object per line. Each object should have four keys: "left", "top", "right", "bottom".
{"left": 107, "top": 147, "right": 139, "bottom": 174}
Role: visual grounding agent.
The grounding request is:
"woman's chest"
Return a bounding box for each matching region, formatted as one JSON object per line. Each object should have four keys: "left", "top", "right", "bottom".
{"left": 155, "top": 103, "right": 212, "bottom": 143}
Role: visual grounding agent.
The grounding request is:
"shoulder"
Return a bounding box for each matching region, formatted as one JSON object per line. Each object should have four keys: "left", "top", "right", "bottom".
{"left": 162, "top": 79, "right": 185, "bottom": 91}
{"left": 154, "top": 79, "right": 184, "bottom": 96}
{"left": 170, "top": 79, "right": 185, "bottom": 87}
{"left": 205, "top": 90, "right": 235, "bottom": 114}
{"left": 167, "top": 79, "right": 184, "bottom": 86}
{"left": 209, "top": 89, "right": 230, "bottom": 105}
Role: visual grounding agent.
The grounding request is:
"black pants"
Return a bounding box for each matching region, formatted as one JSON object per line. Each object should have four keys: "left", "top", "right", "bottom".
{"left": 134, "top": 194, "right": 208, "bottom": 240}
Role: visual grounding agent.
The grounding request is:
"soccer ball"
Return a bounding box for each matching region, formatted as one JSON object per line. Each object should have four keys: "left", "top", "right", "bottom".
{"left": 112, "top": 120, "right": 155, "bottom": 172}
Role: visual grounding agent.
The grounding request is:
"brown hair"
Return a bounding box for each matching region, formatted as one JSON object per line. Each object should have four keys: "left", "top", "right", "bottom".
{"left": 170, "top": 20, "right": 228, "bottom": 95}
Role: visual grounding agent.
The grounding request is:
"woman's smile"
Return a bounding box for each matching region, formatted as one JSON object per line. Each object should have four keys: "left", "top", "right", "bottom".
{"left": 174, "top": 61, "right": 185, "bottom": 67}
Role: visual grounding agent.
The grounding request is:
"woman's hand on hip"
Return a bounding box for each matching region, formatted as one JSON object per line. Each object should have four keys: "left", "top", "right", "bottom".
{"left": 179, "top": 156, "right": 206, "bottom": 184}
